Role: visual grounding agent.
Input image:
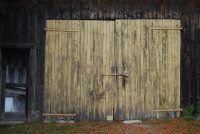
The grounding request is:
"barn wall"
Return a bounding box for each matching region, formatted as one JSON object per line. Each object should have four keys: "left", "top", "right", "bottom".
{"left": 0, "top": 0, "right": 199, "bottom": 120}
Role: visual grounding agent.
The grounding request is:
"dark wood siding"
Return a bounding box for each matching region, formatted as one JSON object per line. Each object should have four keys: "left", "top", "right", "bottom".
{"left": 0, "top": 0, "right": 199, "bottom": 120}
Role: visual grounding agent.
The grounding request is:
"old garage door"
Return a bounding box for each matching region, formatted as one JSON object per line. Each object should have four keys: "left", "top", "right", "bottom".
{"left": 44, "top": 20, "right": 181, "bottom": 120}
{"left": 44, "top": 20, "right": 116, "bottom": 120}
{"left": 115, "top": 20, "right": 181, "bottom": 120}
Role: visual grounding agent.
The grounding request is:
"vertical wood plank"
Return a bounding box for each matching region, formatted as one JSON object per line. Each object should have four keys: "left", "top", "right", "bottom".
{"left": 0, "top": 48, "right": 2, "bottom": 119}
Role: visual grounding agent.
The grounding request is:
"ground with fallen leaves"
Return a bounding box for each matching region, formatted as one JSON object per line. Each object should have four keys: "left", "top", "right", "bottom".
{"left": 0, "top": 118, "right": 200, "bottom": 134}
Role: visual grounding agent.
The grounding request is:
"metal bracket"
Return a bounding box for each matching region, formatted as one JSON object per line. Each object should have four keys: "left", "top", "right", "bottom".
{"left": 101, "top": 74, "right": 128, "bottom": 77}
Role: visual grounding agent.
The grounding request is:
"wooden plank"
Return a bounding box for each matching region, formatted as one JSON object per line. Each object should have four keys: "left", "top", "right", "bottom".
{"left": 44, "top": 28, "right": 79, "bottom": 32}
{"left": 102, "top": 21, "right": 115, "bottom": 120}
{"left": 28, "top": 49, "right": 35, "bottom": 121}
{"left": 151, "top": 27, "right": 182, "bottom": 30}
{"left": 0, "top": 48, "right": 2, "bottom": 120}
{"left": 149, "top": 109, "right": 183, "bottom": 112}
{"left": 176, "top": 20, "right": 181, "bottom": 111}
{"left": 0, "top": 49, "right": 6, "bottom": 120}
{"left": 43, "top": 113, "right": 76, "bottom": 117}
{"left": 115, "top": 20, "right": 123, "bottom": 120}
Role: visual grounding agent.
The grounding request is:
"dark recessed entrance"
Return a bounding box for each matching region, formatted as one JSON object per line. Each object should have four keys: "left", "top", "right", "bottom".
{"left": 0, "top": 48, "right": 29, "bottom": 121}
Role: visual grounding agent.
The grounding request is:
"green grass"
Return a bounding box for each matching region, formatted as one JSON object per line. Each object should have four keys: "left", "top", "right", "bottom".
{"left": 0, "top": 122, "right": 81, "bottom": 134}
{"left": 182, "top": 101, "right": 200, "bottom": 121}
{"left": 0, "top": 119, "right": 200, "bottom": 134}
{"left": 182, "top": 105, "right": 195, "bottom": 120}
{"left": 0, "top": 121, "right": 122, "bottom": 134}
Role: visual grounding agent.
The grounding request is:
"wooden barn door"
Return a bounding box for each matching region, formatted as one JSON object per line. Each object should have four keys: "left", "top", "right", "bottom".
{"left": 45, "top": 20, "right": 116, "bottom": 120}
{"left": 115, "top": 20, "right": 181, "bottom": 120}
{"left": 45, "top": 20, "right": 181, "bottom": 121}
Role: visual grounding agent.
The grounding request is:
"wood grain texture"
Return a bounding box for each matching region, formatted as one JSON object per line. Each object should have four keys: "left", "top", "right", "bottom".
{"left": 45, "top": 19, "right": 180, "bottom": 120}
{"left": 0, "top": 49, "right": 2, "bottom": 119}
{"left": 1, "top": 1, "right": 199, "bottom": 121}
{"left": 115, "top": 19, "right": 180, "bottom": 119}
{"left": 45, "top": 20, "right": 115, "bottom": 120}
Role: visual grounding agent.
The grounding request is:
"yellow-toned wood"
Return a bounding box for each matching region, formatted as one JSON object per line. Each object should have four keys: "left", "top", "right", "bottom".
{"left": 44, "top": 28, "right": 79, "bottom": 32}
{"left": 151, "top": 27, "right": 182, "bottom": 30}
{"left": 44, "top": 19, "right": 181, "bottom": 120}
{"left": 115, "top": 19, "right": 181, "bottom": 119}
{"left": 43, "top": 113, "right": 76, "bottom": 116}
{"left": 149, "top": 109, "right": 182, "bottom": 112}
{"left": 45, "top": 20, "right": 115, "bottom": 120}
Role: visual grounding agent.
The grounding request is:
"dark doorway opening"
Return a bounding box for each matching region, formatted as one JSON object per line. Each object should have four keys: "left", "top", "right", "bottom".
{"left": 1, "top": 48, "right": 29, "bottom": 121}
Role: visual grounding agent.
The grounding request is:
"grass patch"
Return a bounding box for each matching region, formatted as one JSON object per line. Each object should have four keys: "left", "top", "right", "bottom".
{"left": 0, "top": 122, "right": 81, "bottom": 134}
{"left": 0, "top": 120, "right": 200, "bottom": 134}
{"left": 181, "top": 101, "right": 200, "bottom": 121}
{"left": 182, "top": 105, "right": 195, "bottom": 120}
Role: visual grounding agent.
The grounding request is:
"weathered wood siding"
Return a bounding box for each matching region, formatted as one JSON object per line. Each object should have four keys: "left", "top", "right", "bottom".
{"left": 45, "top": 20, "right": 180, "bottom": 120}
{"left": 0, "top": 0, "right": 199, "bottom": 121}
{"left": 115, "top": 20, "right": 180, "bottom": 119}
{"left": 45, "top": 20, "right": 115, "bottom": 120}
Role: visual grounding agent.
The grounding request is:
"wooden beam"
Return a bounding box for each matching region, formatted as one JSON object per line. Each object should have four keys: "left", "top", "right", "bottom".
{"left": 44, "top": 28, "right": 79, "bottom": 32}
{"left": 149, "top": 109, "right": 183, "bottom": 112}
{"left": 43, "top": 113, "right": 76, "bottom": 117}
{"left": 0, "top": 49, "right": 2, "bottom": 120}
{"left": 151, "top": 27, "right": 182, "bottom": 30}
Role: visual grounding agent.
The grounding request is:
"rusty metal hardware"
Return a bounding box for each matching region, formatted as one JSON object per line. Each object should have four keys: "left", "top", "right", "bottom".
{"left": 101, "top": 74, "right": 128, "bottom": 77}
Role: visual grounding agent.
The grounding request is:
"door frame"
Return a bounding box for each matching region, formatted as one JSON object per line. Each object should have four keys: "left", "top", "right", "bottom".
{"left": 0, "top": 42, "right": 35, "bottom": 122}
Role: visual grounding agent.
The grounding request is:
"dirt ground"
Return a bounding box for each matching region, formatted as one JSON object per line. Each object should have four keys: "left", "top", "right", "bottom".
{"left": 0, "top": 118, "right": 200, "bottom": 134}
